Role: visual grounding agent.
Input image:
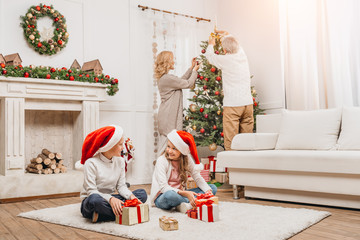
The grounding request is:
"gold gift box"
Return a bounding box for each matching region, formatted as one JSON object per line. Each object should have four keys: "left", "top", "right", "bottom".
{"left": 159, "top": 216, "right": 178, "bottom": 231}
{"left": 115, "top": 204, "right": 149, "bottom": 226}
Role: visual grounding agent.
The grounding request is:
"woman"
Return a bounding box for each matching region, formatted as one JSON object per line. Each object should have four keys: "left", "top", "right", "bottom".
{"left": 80, "top": 125, "right": 147, "bottom": 223}
{"left": 150, "top": 129, "right": 217, "bottom": 212}
{"left": 154, "top": 51, "right": 200, "bottom": 155}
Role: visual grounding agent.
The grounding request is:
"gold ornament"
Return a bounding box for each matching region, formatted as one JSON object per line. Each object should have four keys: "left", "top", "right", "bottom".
{"left": 29, "top": 34, "right": 35, "bottom": 40}
{"left": 50, "top": 9, "right": 55, "bottom": 14}
{"left": 26, "top": 13, "right": 33, "bottom": 19}
{"left": 217, "top": 110, "right": 221, "bottom": 115}
{"left": 192, "top": 125, "right": 197, "bottom": 130}
{"left": 195, "top": 90, "right": 199, "bottom": 95}
{"left": 185, "top": 116, "right": 189, "bottom": 121}
{"left": 209, "top": 143, "right": 217, "bottom": 151}
{"left": 190, "top": 104, "right": 197, "bottom": 113}
{"left": 65, "top": 32, "right": 69, "bottom": 38}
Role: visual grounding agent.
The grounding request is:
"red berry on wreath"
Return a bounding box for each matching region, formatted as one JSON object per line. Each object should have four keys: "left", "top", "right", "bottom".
{"left": 54, "top": 17, "right": 59, "bottom": 22}
{"left": 2, "top": 70, "right": 7, "bottom": 75}
{"left": 94, "top": 77, "right": 99, "bottom": 82}
{"left": 205, "top": 78, "right": 208, "bottom": 81}
{"left": 211, "top": 68, "right": 216, "bottom": 72}
{"left": 200, "top": 76, "right": 204, "bottom": 80}
{"left": 0, "top": 63, "right": 5, "bottom": 68}
{"left": 37, "top": 42, "right": 42, "bottom": 47}
{"left": 221, "top": 132, "right": 224, "bottom": 137}
{"left": 36, "top": 6, "right": 41, "bottom": 11}
{"left": 203, "top": 85, "right": 207, "bottom": 90}
{"left": 79, "top": 74, "right": 82, "bottom": 77}
{"left": 101, "top": 78, "right": 104, "bottom": 81}
{"left": 58, "top": 40, "right": 63, "bottom": 45}
{"left": 105, "top": 75, "right": 110, "bottom": 79}
{"left": 200, "top": 108, "right": 204, "bottom": 113}
{"left": 114, "top": 79, "right": 118, "bottom": 84}
{"left": 31, "top": 25, "right": 35, "bottom": 28}
{"left": 47, "top": 6, "right": 51, "bottom": 9}
{"left": 56, "top": 28, "right": 59, "bottom": 31}
{"left": 19, "top": 64, "right": 23, "bottom": 68}
{"left": 215, "top": 51, "right": 219, "bottom": 54}
{"left": 254, "top": 102, "right": 258, "bottom": 107}
{"left": 43, "top": 5, "right": 47, "bottom": 7}
{"left": 24, "top": 72, "right": 29, "bottom": 78}
{"left": 111, "top": 80, "right": 116, "bottom": 85}
{"left": 27, "top": 25, "right": 31, "bottom": 28}
{"left": 86, "top": 74, "right": 90, "bottom": 78}
{"left": 46, "top": 74, "right": 51, "bottom": 79}
{"left": 215, "top": 91, "right": 219, "bottom": 95}
{"left": 69, "top": 76, "right": 74, "bottom": 81}
{"left": 68, "top": 69, "right": 72, "bottom": 73}
{"left": 15, "top": 67, "right": 18, "bottom": 70}
{"left": 201, "top": 49, "right": 206, "bottom": 54}
{"left": 216, "top": 76, "right": 221, "bottom": 81}
{"left": 253, "top": 97, "right": 255, "bottom": 102}
{"left": 200, "top": 128, "right": 205, "bottom": 133}
{"left": 213, "top": 125, "right": 217, "bottom": 130}
{"left": 66, "top": 73, "right": 69, "bottom": 77}
{"left": 204, "top": 114, "right": 208, "bottom": 118}
{"left": 50, "top": 68, "right": 56, "bottom": 73}
{"left": 62, "top": 67, "right": 67, "bottom": 70}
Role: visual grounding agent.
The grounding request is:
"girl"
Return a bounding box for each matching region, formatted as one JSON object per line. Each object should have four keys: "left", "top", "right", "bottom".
{"left": 154, "top": 51, "right": 200, "bottom": 156}
{"left": 80, "top": 125, "right": 147, "bottom": 223}
{"left": 150, "top": 129, "right": 217, "bottom": 212}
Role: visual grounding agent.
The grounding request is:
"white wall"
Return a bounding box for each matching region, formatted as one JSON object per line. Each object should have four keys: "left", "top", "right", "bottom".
{"left": 217, "top": 0, "right": 284, "bottom": 113}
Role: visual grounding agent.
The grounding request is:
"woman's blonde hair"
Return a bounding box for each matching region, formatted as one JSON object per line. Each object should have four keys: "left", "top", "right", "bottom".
{"left": 164, "top": 151, "right": 190, "bottom": 189}
{"left": 154, "top": 51, "right": 173, "bottom": 80}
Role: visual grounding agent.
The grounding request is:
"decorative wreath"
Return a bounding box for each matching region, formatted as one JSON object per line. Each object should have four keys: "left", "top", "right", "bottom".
{"left": 20, "top": 4, "right": 69, "bottom": 55}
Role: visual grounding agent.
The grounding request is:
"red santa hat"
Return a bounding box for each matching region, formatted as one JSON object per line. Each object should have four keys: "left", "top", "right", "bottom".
{"left": 81, "top": 125, "right": 123, "bottom": 164}
{"left": 167, "top": 129, "right": 203, "bottom": 171}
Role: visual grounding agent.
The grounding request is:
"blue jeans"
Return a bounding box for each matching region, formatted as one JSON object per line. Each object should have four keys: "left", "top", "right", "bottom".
{"left": 81, "top": 189, "right": 147, "bottom": 222}
{"left": 154, "top": 184, "right": 217, "bottom": 210}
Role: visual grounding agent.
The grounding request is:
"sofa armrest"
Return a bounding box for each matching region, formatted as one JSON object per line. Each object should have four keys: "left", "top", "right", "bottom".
{"left": 231, "top": 133, "right": 279, "bottom": 150}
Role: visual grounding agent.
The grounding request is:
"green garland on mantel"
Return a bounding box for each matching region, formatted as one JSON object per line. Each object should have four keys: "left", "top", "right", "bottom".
{"left": 0, "top": 63, "right": 119, "bottom": 96}
{"left": 20, "top": 3, "right": 68, "bottom": 55}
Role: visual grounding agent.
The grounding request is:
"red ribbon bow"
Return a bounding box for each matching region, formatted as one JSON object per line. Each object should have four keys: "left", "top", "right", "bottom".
{"left": 123, "top": 198, "right": 141, "bottom": 207}
{"left": 196, "top": 192, "right": 214, "bottom": 200}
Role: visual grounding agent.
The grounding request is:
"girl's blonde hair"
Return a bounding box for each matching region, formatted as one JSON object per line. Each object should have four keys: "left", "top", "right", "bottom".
{"left": 164, "top": 151, "right": 190, "bottom": 189}
{"left": 154, "top": 51, "right": 173, "bottom": 80}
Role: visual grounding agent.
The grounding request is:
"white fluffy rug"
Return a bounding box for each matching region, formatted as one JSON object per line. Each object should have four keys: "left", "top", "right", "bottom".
{"left": 18, "top": 201, "right": 330, "bottom": 240}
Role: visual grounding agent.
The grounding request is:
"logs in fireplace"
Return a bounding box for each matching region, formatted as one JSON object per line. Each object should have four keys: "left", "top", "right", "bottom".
{"left": 26, "top": 149, "right": 67, "bottom": 174}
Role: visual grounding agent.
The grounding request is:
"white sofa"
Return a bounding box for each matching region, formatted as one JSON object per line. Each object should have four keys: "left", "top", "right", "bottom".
{"left": 217, "top": 107, "right": 360, "bottom": 209}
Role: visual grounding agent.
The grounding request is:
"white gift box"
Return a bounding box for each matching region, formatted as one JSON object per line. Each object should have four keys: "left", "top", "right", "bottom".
{"left": 197, "top": 203, "right": 219, "bottom": 222}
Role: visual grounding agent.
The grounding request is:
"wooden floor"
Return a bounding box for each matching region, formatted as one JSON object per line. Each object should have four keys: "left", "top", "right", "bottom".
{"left": 1, "top": 184, "right": 359, "bottom": 240}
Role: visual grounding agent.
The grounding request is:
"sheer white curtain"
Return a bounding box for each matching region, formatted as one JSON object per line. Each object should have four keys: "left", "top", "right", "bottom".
{"left": 280, "top": 0, "right": 360, "bottom": 110}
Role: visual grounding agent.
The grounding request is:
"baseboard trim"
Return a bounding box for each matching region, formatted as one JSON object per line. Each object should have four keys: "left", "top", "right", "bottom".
{"left": 0, "top": 192, "right": 80, "bottom": 204}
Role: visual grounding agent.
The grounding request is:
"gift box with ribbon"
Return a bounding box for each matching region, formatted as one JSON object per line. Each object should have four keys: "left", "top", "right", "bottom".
{"left": 159, "top": 216, "right": 178, "bottom": 231}
{"left": 215, "top": 172, "right": 228, "bottom": 183}
{"left": 115, "top": 199, "right": 149, "bottom": 226}
{"left": 186, "top": 177, "right": 197, "bottom": 189}
{"left": 200, "top": 169, "right": 210, "bottom": 182}
{"left": 186, "top": 208, "right": 198, "bottom": 219}
{"left": 196, "top": 192, "right": 219, "bottom": 205}
{"left": 196, "top": 199, "right": 219, "bottom": 222}
{"left": 209, "top": 156, "right": 227, "bottom": 173}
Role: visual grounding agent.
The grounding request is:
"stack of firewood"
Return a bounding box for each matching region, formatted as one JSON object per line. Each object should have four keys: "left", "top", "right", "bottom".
{"left": 26, "top": 149, "right": 67, "bottom": 174}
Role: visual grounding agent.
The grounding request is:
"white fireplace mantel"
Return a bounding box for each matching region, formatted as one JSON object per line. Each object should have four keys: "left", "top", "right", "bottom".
{"left": 0, "top": 76, "right": 107, "bottom": 176}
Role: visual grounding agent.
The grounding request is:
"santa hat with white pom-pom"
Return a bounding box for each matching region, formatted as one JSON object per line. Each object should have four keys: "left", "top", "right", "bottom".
{"left": 167, "top": 129, "right": 204, "bottom": 171}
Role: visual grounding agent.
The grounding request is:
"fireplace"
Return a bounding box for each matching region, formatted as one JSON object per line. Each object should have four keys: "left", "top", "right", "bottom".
{"left": 0, "top": 76, "right": 106, "bottom": 200}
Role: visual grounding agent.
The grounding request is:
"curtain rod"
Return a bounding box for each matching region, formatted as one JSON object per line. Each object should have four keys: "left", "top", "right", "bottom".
{"left": 138, "top": 5, "right": 211, "bottom": 22}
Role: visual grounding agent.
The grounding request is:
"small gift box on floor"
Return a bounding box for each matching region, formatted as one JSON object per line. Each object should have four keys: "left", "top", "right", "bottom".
{"left": 197, "top": 201, "right": 219, "bottom": 222}
{"left": 186, "top": 177, "right": 197, "bottom": 189}
{"left": 115, "top": 199, "right": 149, "bottom": 226}
{"left": 186, "top": 209, "right": 198, "bottom": 219}
{"left": 215, "top": 172, "right": 228, "bottom": 183}
{"left": 159, "top": 216, "right": 178, "bottom": 231}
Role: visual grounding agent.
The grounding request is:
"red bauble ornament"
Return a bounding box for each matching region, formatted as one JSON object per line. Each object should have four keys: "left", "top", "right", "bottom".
{"left": 215, "top": 91, "right": 219, "bottom": 95}
{"left": 18, "top": 65, "right": 23, "bottom": 68}
{"left": 200, "top": 76, "right": 204, "bottom": 80}
{"left": 221, "top": 132, "right": 224, "bottom": 137}
{"left": 54, "top": 17, "right": 59, "bottom": 22}
{"left": 201, "top": 49, "right": 206, "bottom": 54}
{"left": 105, "top": 75, "right": 110, "bottom": 79}
{"left": 56, "top": 28, "right": 59, "bottom": 31}
{"left": 79, "top": 74, "right": 83, "bottom": 77}
{"left": 254, "top": 102, "right": 258, "bottom": 107}
{"left": 2, "top": 70, "right": 7, "bottom": 75}
{"left": 58, "top": 40, "right": 63, "bottom": 45}
{"left": 62, "top": 67, "right": 67, "bottom": 70}
{"left": 200, "top": 108, "right": 204, "bottom": 113}
{"left": 101, "top": 78, "right": 103, "bottom": 81}
{"left": 197, "top": 74, "right": 200, "bottom": 78}
{"left": 36, "top": 6, "right": 41, "bottom": 11}
{"left": 213, "top": 125, "right": 217, "bottom": 130}
{"left": 200, "top": 128, "right": 205, "bottom": 133}
{"left": 50, "top": 68, "right": 56, "bottom": 73}
{"left": 46, "top": 74, "right": 51, "bottom": 79}
{"left": 37, "top": 42, "right": 42, "bottom": 47}
{"left": 204, "top": 78, "right": 208, "bottom": 81}
{"left": 24, "top": 72, "right": 29, "bottom": 78}
{"left": 203, "top": 85, "right": 207, "bottom": 90}
{"left": 253, "top": 97, "right": 255, "bottom": 102}
{"left": 204, "top": 114, "right": 208, "bottom": 118}
{"left": 27, "top": 25, "right": 31, "bottom": 28}
{"left": 114, "top": 79, "right": 119, "bottom": 84}
{"left": 31, "top": 25, "right": 35, "bottom": 28}
{"left": 66, "top": 73, "right": 69, "bottom": 77}
{"left": 69, "top": 76, "right": 75, "bottom": 81}
{"left": 0, "top": 63, "right": 5, "bottom": 68}
{"left": 86, "top": 74, "right": 90, "bottom": 78}
{"left": 215, "top": 51, "right": 219, "bottom": 54}
{"left": 94, "top": 77, "right": 99, "bottom": 82}
{"left": 216, "top": 76, "right": 221, "bottom": 81}
{"left": 68, "top": 69, "right": 72, "bottom": 73}
{"left": 211, "top": 68, "right": 216, "bottom": 72}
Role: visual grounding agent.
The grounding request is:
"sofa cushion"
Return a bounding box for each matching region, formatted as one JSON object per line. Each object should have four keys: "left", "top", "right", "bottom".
{"left": 275, "top": 108, "right": 341, "bottom": 150}
{"left": 337, "top": 106, "right": 360, "bottom": 150}
{"left": 231, "top": 133, "right": 279, "bottom": 150}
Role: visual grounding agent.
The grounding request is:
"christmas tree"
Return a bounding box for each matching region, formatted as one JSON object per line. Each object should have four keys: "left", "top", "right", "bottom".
{"left": 183, "top": 34, "right": 264, "bottom": 150}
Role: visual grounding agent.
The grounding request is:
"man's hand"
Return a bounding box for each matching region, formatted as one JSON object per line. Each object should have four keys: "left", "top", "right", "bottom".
{"left": 193, "top": 62, "right": 200, "bottom": 71}
{"left": 215, "top": 29, "right": 229, "bottom": 36}
{"left": 130, "top": 194, "right": 142, "bottom": 203}
{"left": 109, "top": 197, "right": 124, "bottom": 216}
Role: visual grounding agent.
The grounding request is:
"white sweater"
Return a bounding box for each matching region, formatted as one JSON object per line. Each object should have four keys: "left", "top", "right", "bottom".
{"left": 150, "top": 155, "right": 211, "bottom": 206}
{"left": 205, "top": 45, "right": 253, "bottom": 107}
{"left": 80, "top": 153, "right": 133, "bottom": 202}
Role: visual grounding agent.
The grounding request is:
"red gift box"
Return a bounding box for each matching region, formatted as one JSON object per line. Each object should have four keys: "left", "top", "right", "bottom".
{"left": 200, "top": 169, "right": 210, "bottom": 182}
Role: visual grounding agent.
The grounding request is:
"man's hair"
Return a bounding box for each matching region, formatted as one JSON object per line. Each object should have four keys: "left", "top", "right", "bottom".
{"left": 222, "top": 36, "right": 239, "bottom": 54}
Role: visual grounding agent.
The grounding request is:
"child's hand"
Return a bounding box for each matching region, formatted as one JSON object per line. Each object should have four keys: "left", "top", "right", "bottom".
{"left": 109, "top": 197, "right": 124, "bottom": 216}
{"left": 179, "top": 190, "right": 199, "bottom": 207}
